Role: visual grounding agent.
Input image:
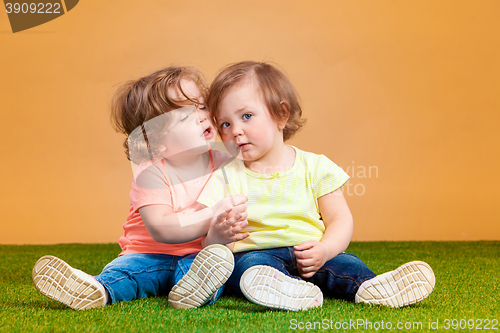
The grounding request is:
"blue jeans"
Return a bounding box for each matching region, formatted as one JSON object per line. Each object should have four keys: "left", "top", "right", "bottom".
{"left": 227, "top": 247, "right": 376, "bottom": 301}
{"left": 94, "top": 253, "right": 224, "bottom": 304}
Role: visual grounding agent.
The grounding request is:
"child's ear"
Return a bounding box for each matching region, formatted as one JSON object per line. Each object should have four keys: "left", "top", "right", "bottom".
{"left": 278, "top": 101, "right": 290, "bottom": 130}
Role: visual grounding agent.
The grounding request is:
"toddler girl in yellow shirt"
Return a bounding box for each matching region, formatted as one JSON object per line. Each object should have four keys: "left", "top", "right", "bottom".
{"left": 198, "top": 61, "right": 436, "bottom": 311}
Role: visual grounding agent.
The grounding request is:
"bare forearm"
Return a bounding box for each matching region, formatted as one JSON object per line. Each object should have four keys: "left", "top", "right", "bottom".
{"left": 320, "top": 217, "right": 353, "bottom": 260}
{"left": 317, "top": 189, "right": 354, "bottom": 261}
{"left": 141, "top": 207, "right": 214, "bottom": 244}
{"left": 140, "top": 194, "right": 248, "bottom": 245}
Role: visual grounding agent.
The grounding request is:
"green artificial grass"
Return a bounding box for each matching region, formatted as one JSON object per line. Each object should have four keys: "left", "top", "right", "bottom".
{"left": 1, "top": 242, "right": 498, "bottom": 332}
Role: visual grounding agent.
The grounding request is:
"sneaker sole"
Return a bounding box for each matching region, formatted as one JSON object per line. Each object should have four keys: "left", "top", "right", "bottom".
{"left": 240, "top": 265, "right": 323, "bottom": 311}
{"left": 168, "top": 244, "right": 234, "bottom": 309}
{"left": 355, "top": 261, "right": 435, "bottom": 307}
{"left": 32, "top": 255, "right": 106, "bottom": 310}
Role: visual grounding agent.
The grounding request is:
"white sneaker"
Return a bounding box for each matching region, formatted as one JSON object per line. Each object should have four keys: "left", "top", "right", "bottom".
{"left": 355, "top": 261, "right": 435, "bottom": 307}
{"left": 240, "top": 265, "right": 323, "bottom": 311}
{"left": 168, "top": 244, "right": 234, "bottom": 309}
{"left": 32, "top": 255, "right": 107, "bottom": 310}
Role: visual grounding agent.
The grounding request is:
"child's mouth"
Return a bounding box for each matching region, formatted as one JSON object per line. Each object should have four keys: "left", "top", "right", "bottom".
{"left": 202, "top": 126, "right": 214, "bottom": 139}
{"left": 238, "top": 143, "right": 250, "bottom": 150}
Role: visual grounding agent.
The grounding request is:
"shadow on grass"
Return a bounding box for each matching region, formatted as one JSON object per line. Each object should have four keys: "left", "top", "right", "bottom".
{"left": 2, "top": 298, "right": 67, "bottom": 311}
{"left": 220, "top": 302, "right": 273, "bottom": 313}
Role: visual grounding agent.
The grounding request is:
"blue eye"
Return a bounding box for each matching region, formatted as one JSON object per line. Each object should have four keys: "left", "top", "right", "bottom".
{"left": 221, "top": 122, "right": 230, "bottom": 128}
{"left": 243, "top": 113, "right": 252, "bottom": 120}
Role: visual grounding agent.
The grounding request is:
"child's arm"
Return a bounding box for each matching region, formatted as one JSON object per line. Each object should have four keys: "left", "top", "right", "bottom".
{"left": 139, "top": 194, "right": 247, "bottom": 244}
{"left": 201, "top": 203, "right": 249, "bottom": 248}
{"left": 294, "top": 188, "right": 353, "bottom": 278}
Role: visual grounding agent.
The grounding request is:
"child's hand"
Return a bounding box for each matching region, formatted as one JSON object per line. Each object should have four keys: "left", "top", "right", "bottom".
{"left": 203, "top": 195, "right": 249, "bottom": 247}
{"left": 213, "top": 194, "right": 247, "bottom": 215}
{"left": 293, "top": 241, "right": 330, "bottom": 278}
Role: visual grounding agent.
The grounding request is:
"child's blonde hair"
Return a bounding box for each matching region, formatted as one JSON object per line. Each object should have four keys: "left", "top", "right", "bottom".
{"left": 110, "top": 66, "right": 208, "bottom": 163}
{"left": 208, "top": 61, "right": 305, "bottom": 141}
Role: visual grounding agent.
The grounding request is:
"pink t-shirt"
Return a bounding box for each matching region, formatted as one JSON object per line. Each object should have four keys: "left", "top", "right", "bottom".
{"left": 118, "top": 150, "right": 230, "bottom": 256}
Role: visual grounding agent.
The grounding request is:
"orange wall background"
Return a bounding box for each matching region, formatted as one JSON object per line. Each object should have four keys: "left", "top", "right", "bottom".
{"left": 1, "top": 1, "right": 499, "bottom": 244}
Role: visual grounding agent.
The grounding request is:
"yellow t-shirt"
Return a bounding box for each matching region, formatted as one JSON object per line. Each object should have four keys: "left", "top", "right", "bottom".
{"left": 197, "top": 146, "right": 350, "bottom": 253}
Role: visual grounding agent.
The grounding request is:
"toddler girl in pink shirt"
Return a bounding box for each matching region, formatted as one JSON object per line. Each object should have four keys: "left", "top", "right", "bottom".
{"left": 32, "top": 66, "right": 248, "bottom": 310}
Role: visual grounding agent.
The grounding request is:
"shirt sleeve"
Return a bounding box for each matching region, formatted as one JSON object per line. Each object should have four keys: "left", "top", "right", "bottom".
{"left": 197, "top": 168, "right": 230, "bottom": 208}
{"left": 314, "top": 155, "right": 350, "bottom": 199}
{"left": 129, "top": 161, "right": 173, "bottom": 211}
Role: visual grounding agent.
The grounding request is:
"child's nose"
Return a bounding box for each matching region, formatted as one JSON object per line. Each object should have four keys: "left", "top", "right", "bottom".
{"left": 232, "top": 124, "right": 243, "bottom": 137}
{"left": 196, "top": 109, "right": 209, "bottom": 123}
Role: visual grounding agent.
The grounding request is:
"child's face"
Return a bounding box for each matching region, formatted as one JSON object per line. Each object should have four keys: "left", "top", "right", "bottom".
{"left": 217, "top": 78, "right": 285, "bottom": 165}
{"left": 161, "top": 79, "right": 216, "bottom": 159}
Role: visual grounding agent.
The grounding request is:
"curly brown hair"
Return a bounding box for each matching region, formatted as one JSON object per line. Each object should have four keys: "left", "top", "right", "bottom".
{"left": 207, "top": 61, "right": 305, "bottom": 141}
{"left": 110, "top": 66, "right": 208, "bottom": 163}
